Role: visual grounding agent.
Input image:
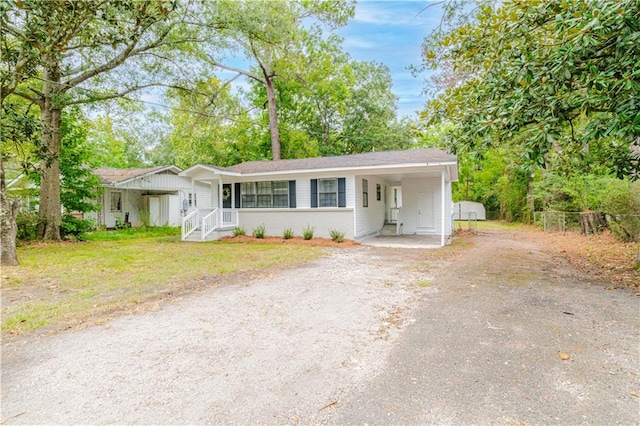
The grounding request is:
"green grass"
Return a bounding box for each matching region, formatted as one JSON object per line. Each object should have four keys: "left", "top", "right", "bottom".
{"left": 2, "top": 235, "right": 322, "bottom": 335}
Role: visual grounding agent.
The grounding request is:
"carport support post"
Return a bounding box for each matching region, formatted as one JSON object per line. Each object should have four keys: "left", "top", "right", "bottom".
{"left": 441, "top": 170, "right": 445, "bottom": 247}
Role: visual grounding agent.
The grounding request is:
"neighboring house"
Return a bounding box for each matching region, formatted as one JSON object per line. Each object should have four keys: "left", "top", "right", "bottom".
{"left": 180, "top": 148, "right": 459, "bottom": 246}
{"left": 453, "top": 200, "right": 487, "bottom": 221}
{"left": 88, "top": 166, "right": 208, "bottom": 228}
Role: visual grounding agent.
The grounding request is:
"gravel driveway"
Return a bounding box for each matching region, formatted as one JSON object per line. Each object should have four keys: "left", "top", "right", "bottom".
{"left": 2, "top": 230, "right": 639, "bottom": 424}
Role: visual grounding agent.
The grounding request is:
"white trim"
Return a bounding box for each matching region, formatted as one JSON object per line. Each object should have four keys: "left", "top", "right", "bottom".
{"left": 440, "top": 170, "right": 446, "bottom": 247}
{"left": 235, "top": 162, "right": 458, "bottom": 178}
{"left": 110, "top": 165, "right": 182, "bottom": 186}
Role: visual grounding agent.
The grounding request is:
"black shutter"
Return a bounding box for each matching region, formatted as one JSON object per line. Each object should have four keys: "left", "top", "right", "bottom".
{"left": 288, "top": 180, "right": 296, "bottom": 208}
{"left": 338, "top": 178, "right": 346, "bottom": 207}
{"left": 234, "top": 182, "right": 241, "bottom": 208}
{"left": 310, "top": 179, "right": 318, "bottom": 208}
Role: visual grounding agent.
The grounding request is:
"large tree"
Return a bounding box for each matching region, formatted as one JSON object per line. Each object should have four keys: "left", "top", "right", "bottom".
{"left": 420, "top": 0, "right": 640, "bottom": 178}
{"left": 195, "top": 0, "right": 355, "bottom": 160}
{"left": 1, "top": 0, "right": 189, "bottom": 241}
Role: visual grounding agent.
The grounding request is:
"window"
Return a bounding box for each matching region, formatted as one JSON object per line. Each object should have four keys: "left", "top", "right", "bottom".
{"left": 241, "top": 182, "right": 257, "bottom": 208}
{"left": 376, "top": 184, "right": 381, "bottom": 201}
{"left": 311, "top": 178, "right": 346, "bottom": 208}
{"left": 362, "top": 179, "right": 368, "bottom": 207}
{"left": 188, "top": 192, "right": 197, "bottom": 207}
{"left": 319, "top": 178, "right": 338, "bottom": 207}
{"left": 110, "top": 191, "right": 122, "bottom": 212}
{"left": 240, "top": 181, "right": 292, "bottom": 208}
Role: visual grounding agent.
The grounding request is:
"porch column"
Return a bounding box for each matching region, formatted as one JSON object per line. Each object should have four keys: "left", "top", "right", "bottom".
{"left": 441, "top": 170, "right": 446, "bottom": 247}
{"left": 218, "top": 179, "right": 223, "bottom": 226}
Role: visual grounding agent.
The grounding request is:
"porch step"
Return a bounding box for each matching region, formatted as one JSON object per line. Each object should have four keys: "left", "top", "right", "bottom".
{"left": 184, "top": 230, "right": 204, "bottom": 242}
{"left": 380, "top": 223, "right": 398, "bottom": 236}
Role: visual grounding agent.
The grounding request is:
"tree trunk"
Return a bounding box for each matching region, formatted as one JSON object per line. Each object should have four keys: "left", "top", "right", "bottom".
{"left": 0, "top": 158, "right": 19, "bottom": 265}
{"left": 37, "top": 60, "right": 62, "bottom": 241}
{"left": 264, "top": 75, "right": 281, "bottom": 160}
{"left": 579, "top": 211, "right": 607, "bottom": 236}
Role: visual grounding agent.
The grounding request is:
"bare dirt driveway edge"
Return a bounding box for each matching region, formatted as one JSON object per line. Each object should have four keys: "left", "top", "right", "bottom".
{"left": 2, "top": 230, "right": 639, "bottom": 425}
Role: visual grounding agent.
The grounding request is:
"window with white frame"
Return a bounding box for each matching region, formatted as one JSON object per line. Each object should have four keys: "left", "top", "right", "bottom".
{"left": 241, "top": 181, "right": 291, "bottom": 208}
{"left": 110, "top": 191, "right": 122, "bottom": 212}
{"left": 318, "top": 178, "right": 338, "bottom": 207}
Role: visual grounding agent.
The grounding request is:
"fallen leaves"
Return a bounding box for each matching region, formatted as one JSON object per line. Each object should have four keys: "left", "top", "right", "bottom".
{"left": 558, "top": 352, "right": 571, "bottom": 361}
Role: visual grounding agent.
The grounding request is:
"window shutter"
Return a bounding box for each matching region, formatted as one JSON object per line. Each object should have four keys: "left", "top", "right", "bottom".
{"left": 288, "top": 180, "right": 296, "bottom": 208}
{"left": 310, "top": 179, "right": 318, "bottom": 208}
{"left": 234, "top": 182, "right": 241, "bottom": 208}
{"left": 338, "top": 178, "right": 346, "bottom": 207}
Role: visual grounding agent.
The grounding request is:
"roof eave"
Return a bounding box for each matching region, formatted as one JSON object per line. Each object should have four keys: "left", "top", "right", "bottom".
{"left": 236, "top": 161, "right": 459, "bottom": 177}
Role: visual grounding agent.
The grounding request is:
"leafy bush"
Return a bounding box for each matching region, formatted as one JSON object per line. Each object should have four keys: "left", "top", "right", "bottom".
{"left": 329, "top": 229, "right": 345, "bottom": 243}
{"left": 60, "top": 214, "right": 96, "bottom": 240}
{"left": 253, "top": 224, "right": 266, "bottom": 239}
{"left": 16, "top": 210, "right": 38, "bottom": 241}
{"left": 83, "top": 226, "right": 179, "bottom": 241}
{"left": 601, "top": 180, "right": 640, "bottom": 242}
{"left": 233, "top": 226, "right": 246, "bottom": 236}
{"left": 283, "top": 227, "right": 294, "bottom": 239}
{"left": 302, "top": 225, "right": 314, "bottom": 240}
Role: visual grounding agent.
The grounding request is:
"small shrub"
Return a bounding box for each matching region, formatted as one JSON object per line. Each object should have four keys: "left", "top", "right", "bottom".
{"left": 253, "top": 224, "right": 266, "bottom": 239}
{"left": 60, "top": 214, "right": 96, "bottom": 240}
{"left": 302, "top": 225, "right": 314, "bottom": 240}
{"left": 16, "top": 210, "right": 38, "bottom": 241}
{"left": 233, "top": 226, "right": 246, "bottom": 237}
{"left": 283, "top": 227, "right": 294, "bottom": 239}
{"left": 329, "top": 229, "right": 345, "bottom": 243}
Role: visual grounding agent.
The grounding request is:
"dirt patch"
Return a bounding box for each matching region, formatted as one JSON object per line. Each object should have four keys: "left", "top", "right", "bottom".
{"left": 537, "top": 230, "right": 640, "bottom": 289}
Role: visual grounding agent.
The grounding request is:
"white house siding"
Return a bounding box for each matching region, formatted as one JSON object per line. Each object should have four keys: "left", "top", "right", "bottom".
{"left": 193, "top": 181, "right": 214, "bottom": 210}
{"left": 117, "top": 174, "right": 192, "bottom": 192}
{"left": 238, "top": 209, "right": 355, "bottom": 240}
{"left": 354, "top": 175, "right": 388, "bottom": 240}
{"left": 399, "top": 178, "right": 445, "bottom": 235}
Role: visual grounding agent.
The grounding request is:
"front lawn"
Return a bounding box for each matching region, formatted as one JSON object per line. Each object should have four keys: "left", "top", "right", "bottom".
{"left": 2, "top": 231, "right": 322, "bottom": 335}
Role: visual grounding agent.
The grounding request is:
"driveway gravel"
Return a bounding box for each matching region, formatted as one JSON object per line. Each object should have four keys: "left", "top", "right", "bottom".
{"left": 2, "top": 230, "right": 638, "bottom": 425}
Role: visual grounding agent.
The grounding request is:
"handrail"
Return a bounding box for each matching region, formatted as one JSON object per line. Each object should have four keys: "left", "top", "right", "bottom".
{"left": 181, "top": 209, "right": 200, "bottom": 240}
{"left": 221, "top": 209, "right": 238, "bottom": 227}
{"left": 201, "top": 208, "right": 218, "bottom": 241}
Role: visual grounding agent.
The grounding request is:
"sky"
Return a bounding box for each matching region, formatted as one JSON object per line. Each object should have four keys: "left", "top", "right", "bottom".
{"left": 337, "top": 1, "right": 444, "bottom": 119}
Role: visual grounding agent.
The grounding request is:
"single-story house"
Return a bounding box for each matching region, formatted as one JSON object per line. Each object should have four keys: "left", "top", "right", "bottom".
{"left": 88, "top": 166, "right": 209, "bottom": 228}
{"left": 180, "top": 148, "right": 458, "bottom": 246}
{"left": 453, "top": 200, "right": 486, "bottom": 221}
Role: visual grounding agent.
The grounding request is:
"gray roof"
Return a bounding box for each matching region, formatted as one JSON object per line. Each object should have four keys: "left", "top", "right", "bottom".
{"left": 95, "top": 166, "right": 180, "bottom": 185}
{"left": 226, "top": 149, "right": 456, "bottom": 174}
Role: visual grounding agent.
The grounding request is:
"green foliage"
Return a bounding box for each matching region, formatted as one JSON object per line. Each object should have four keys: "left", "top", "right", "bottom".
{"left": 83, "top": 226, "right": 180, "bottom": 242}
{"left": 59, "top": 108, "right": 101, "bottom": 214}
{"left": 253, "top": 224, "right": 266, "bottom": 239}
{"left": 60, "top": 214, "right": 96, "bottom": 240}
{"left": 233, "top": 226, "right": 246, "bottom": 237}
{"left": 600, "top": 180, "right": 640, "bottom": 242}
{"left": 16, "top": 211, "right": 38, "bottom": 241}
{"left": 283, "top": 228, "right": 294, "bottom": 239}
{"left": 420, "top": 0, "right": 640, "bottom": 179}
{"left": 302, "top": 225, "right": 314, "bottom": 240}
{"left": 329, "top": 229, "right": 345, "bottom": 243}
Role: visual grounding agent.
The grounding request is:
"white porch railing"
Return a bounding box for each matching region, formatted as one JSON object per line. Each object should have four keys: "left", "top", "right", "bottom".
{"left": 182, "top": 209, "right": 200, "bottom": 240}
{"left": 182, "top": 208, "right": 239, "bottom": 241}
{"left": 221, "top": 209, "right": 238, "bottom": 228}
{"left": 201, "top": 209, "right": 218, "bottom": 241}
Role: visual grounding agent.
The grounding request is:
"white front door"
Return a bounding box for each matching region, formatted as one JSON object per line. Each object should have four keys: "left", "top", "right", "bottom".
{"left": 417, "top": 191, "right": 434, "bottom": 229}
{"left": 149, "top": 196, "right": 160, "bottom": 226}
